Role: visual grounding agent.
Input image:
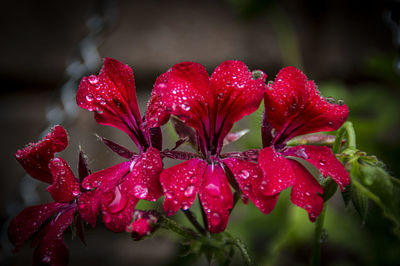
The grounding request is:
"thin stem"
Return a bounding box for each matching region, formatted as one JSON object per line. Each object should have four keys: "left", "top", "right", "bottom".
{"left": 227, "top": 237, "right": 256, "bottom": 266}
{"left": 159, "top": 215, "right": 201, "bottom": 240}
{"left": 223, "top": 246, "right": 235, "bottom": 266}
{"left": 182, "top": 209, "right": 207, "bottom": 235}
{"left": 311, "top": 204, "right": 327, "bottom": 266}
{"left": 334, "top": 121, "right": 357, "bottom": 154}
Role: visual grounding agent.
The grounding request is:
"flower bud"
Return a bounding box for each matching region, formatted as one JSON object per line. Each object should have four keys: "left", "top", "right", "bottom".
{"left": 125, "top": 210, "right": 159, "bottom": 240}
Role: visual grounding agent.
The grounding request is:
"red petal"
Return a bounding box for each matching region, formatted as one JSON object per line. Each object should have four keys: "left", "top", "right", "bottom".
{"left": 33, "top": 208, "right": 75, "bottom": 266}
{"left": 47, "top": 158, "right": 80, "bottom": 203}
{"left": 264, "top": 67, "right": 348, "bottom": 143}
{"left": 101, "top": 185, "right": 139, "bottom": 232}
{"left": 161, "top": 159, "right": 207, "bottom": 215}
{"left": 145, "top": 62, "right": 212, "bottom": 135}
{"left": 223, "top": 158, "right": 278, "bottom": 214}
{"left": 288, "top": 160, "right": 324, "bottom": 222}
{"left": 15, "top": 125, "right": 68, "bottom": 184}
{"left": 198, "top": 164, "right": 233, "bottom": 233}
{"left": 286, "top": 145, "right": 350, "bottom": 190}
{"left": 76, "top": 58, "right": 145, "bottom": 146}
{"left": 78, "top": 190, "right": 101, "bottom": 228}
{"left": 81, "top": 161, "right": 130, "bottom": 191}
{"left": 258, "top": 147, "right": 295, "bottom": 196}
{"left": 209, "top": 61, "right": 266, "bottom": 146}
{"left": 122, "top": 147, "right": 163, "bottom": 201}
{"left": 8, "top": 202, "right": 62, "bottom": 251}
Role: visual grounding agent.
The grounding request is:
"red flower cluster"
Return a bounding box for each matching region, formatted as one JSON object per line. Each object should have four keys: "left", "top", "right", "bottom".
{"left": 9, "top": 58, "right": 350, "bottom": 265}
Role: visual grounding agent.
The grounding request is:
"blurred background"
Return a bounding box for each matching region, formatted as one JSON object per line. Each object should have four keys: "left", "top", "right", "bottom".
{"left": 1, "top": 0, "right": 399, "bottom": 265}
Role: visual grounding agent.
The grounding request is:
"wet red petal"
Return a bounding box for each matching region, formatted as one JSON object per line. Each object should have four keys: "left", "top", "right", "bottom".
{"left": 287, "top": 145, "right": 350, "bottom": 191}
{"left": 8, "top": 202, "right": 62, "bottom": 251}
{"left": 288, "top": 160, "right": 324, "bottom": 222}
{"left": 47, "top": 158, "right": 80, "bottom": 203}
{"left": 122, "top": 147, "right": 163, "bottom": 202}
{"left": 161, "top": 159, "right": 207, "bottom": 215}
{"left": 101, "top": 185, "right": 139, "bottom": 232}
{"left": 15, "top": 125, "right": 68, "bottom": 184}
{"left": 78, "top": 190, "right": 101, "bottom": 228}
{"left": 76, "top": 58, "right": 144, "bottom": 146}
{"left": 33, "top": 208, "right": 75, "bottom": 266}
{"left": 198, "top": 164, "right": 233, "bottom": 233}
{"left": 264, "top": 67, "right": 348, "bottom": 144}
{"left": 223, "top": 158, "right": 278, "bottom": 214}
{"left": 258, "top": 147, "right": 295, "bottom": 196}
{"left": 210, "top": 61, "right": 266, "bottom": 145}
{"left": 146, "top": 62, "right": 211, "bottom": 134}
{"left": 81, "top": 161, "right": 130, "bottom": 191}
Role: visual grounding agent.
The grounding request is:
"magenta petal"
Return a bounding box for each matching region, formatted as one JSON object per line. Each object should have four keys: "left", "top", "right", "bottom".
{"left": 78, "top": 190, "right": 101, "bottom": 228}
{"left": 161, "top": 159, "right": 207, "bottom": 215}
{"left": 76, "top": 58, "right": 144, "bottom": 145}
{"left": 210, "top": 61, "right": 266, "bottom": 143}
{"left": 122, "top": 147, "right": 163, "bottom": 201}
{"left": 264, "top": 67, "right": 348, "bottom": 143}
{"left": 47, "top": 158, "right": 80, "bottom": 203}
{"left": 287, "top": 145, "right": 350, "bottom": 190}
{"left": 223, "top": 158, "right": 278, "bottom": 214}
{"left": 101, "top": 58, "right": 142, "bottom": 121}
{"left": 8, "top": 202, "right": 62, "bottom": 251}
{"left": 198, "top": 164, "right": 233, "bottom": 233}
{"left": 101, "top": 185, "right": 139, "bottom": 232}
{"left": 15, "top": 125, "right": 68, "bottom": 184}
{"left": 288, "top": 160, "right": 324, "bottom": 222}
{"left": 258, "top": 147, "right": 295, "bottom": 196}
{"left": 81, "top": 161, "right": 130, "bottom": 191}
{"left": 145, "top": 62, "right": 212, "bottom": 134}
{"left": 33, "top": 208, "right": 75, "bottom": 266}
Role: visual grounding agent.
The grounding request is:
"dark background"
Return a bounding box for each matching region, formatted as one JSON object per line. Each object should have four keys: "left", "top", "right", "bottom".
{"left": 1, "top": 0, "right": 399, "bottom": 265}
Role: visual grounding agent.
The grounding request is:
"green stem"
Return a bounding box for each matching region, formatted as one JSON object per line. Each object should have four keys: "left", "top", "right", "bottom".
{"left": 182, "top": 209, "right": 207, "bottom": 235}
{"left": 311, "top": 204, "right": 327, "bottom": 266}
{"left": 226, "top": 237, "right": 256, "bottom": 266}
{"left": 159, "top": 215, "right": 201, "bottom": 240}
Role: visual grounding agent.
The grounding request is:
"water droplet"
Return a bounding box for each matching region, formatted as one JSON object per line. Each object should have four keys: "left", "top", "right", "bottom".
{"left": 182, "top": 203, "right": 190, "bottom": 210}
{"left": 88, "top": 75, "right": 99, "bottom": 84}
{"left": 42, "top": 255, "right": 51, "bottom": 263}
{"left": 319, "top": 160, "right": 326, "bottom": 166}
{"left": 238, "top": 170, "right": 250, "bottom": 179}
{"left": 133, "top": 184, "right": 149, "bottom": 199}
{"left": 184, "top": 185, "right": 195, "bottom": 197}
{"left": 72, "top": 190, "right": 80, "bottom": 197}
{"left": 210, "top": 212, "right": 221, "bottom": 226}
{"left": 86, "top": 94, "right": 94, "bottom": 102}
{"left": 205, "top": 183, "right": 221, "bottom": 196}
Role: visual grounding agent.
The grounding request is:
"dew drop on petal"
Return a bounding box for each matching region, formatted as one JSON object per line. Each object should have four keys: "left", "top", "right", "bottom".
{"left": 133, "top": 184, "right": 149, "bottom": 199}
{"left": 86, "top": 94, "right": 94, "bottom": 102}
{"left": 88, "top": 75, "right": 99, "bottom": 84}
{"left": 238, "top": 170, "right": 250, "bottom": 180}
{"left": 205, "top": 183, "right": 221, "bottom": 197}
{"left": 184, "top": 185, "right": 195, "bottom": 197}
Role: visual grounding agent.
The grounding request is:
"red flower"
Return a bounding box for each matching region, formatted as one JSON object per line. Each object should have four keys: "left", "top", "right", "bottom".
{"left": 9, "top": 126, "right": 87, "bottom": 266}
{"left": 146, "top": 61, "right": 276, "bottom": 233}
{"left": 258, "top": 66, "right": 350, "bottom": 221}
{"left": 76, "top": 58, "right": 163, "bottom": 232}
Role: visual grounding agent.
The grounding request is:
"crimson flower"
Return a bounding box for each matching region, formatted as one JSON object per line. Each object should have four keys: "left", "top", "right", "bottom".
{"left": 76, "top": 58, "right": 163, "bottom": 232}
{"left": 257, "top": 66, "right": 350, "bottom": 221}
{"left": 9, "top": 126, "right": 88, "bottom": 266}
{"left": 146, "top": 61, "right": 277, "bottom": 233}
